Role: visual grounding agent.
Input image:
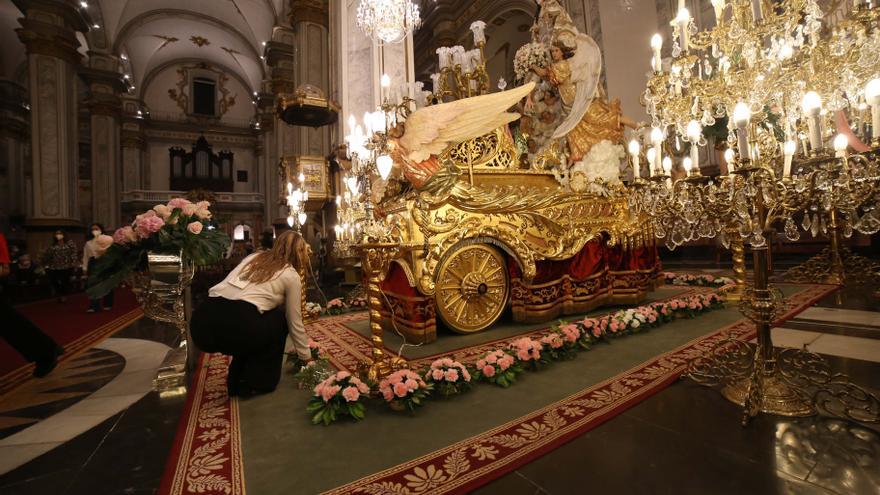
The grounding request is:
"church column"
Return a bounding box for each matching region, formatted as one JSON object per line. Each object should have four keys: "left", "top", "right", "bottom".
{"left": 0, "top": 80, "right": 30, "bottom": 225}
{"left": 265, "top": 28, "right": 296, "bottom": 225}
{"left": 15, "top": 0, "right": 89, "bottom": 231}
{"left": 81, "top": 60, "right": 127, "bottom": 228}
{"left": 120, "top": 95, "right": 146, "bottom": 197}
{"left": 290, "top": 0, "right": 330, "bottom": 157}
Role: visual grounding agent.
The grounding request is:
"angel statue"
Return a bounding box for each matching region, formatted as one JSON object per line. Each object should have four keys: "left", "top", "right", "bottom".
{"left": 525, "top": 0, "right": 637, "bottom": 167}
{"left": 387, "top": 82, "right": 535, "bottom": 194}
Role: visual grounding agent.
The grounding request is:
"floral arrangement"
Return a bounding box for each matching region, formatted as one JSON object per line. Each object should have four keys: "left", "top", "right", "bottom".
{"left": 565, "top": 140, "right": 625, "bottom": 195}
{"left": 305, "top": 302, "right": 323, "bottom": 319}
{"left": 379, "top": 369, "right": 433, "bottom": 412}
{"left": 424, "top": 358, "right": 472, "bottom": 398}
{"left": 87, "top": 198, "right": 230, "bottom": 298}
{"left": 513, "top": 42, "right": 549, "bottom": 83}
{"left": 474, "top": 350, "right": 521, "bottom": 387}
{"left": 540, "top": 326, "right": 580, "bottom": 360}
{"left": 326, "top": 298, "right": 347, "bottom": 315}
{"left": 308, "top": 371, "right": 371, "bottom": 425}
{"left": 664, "top": 272, "right": 735, "bottom": 288}
{"left": 509, "top": 337, "right": 544, "bottom": 369}
{"left": 348, "top": 296, "right": 368, "bottom": 309}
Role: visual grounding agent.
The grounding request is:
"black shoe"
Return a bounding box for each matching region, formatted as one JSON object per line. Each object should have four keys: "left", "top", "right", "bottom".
{"left": 33, "top": 357, "right": 58, "bottom": 378}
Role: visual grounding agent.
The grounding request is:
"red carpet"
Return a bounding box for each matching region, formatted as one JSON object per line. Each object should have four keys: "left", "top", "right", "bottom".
{"left": 0, "top": 290, "right": 143, "bottom": 395}
{"left": 159, "top": 284, "right": 836, "bottom": 494}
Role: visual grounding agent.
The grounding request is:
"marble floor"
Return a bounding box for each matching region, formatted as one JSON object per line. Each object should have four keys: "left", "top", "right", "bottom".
{"left": 1, "top": 273, "right": 879, "bottom": 495}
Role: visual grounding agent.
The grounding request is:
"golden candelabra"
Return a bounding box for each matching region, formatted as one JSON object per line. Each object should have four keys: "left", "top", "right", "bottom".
{"left": 634, "top": 0, "right": 880, "bottom": 425}
{"left": 428, "top": 23, "right": 492, "bottom": 104}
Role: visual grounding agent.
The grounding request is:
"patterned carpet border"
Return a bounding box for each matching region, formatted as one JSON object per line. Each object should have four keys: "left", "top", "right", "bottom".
{"left": 323, "top": 283, "right": 836, "bottom": 495}
{"left": 158, "top": 353, "right": 245, "bottom": 495}
{"left": 0, "top": 309, "right": 143, "bottom": 396}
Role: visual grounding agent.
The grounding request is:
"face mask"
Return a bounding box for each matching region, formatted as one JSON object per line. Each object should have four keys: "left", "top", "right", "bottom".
{"left": 55, "top": 234, "right": 64, "bottom": 240}
{"left": 92, "top": 229, "right": 101, "bottom": 237}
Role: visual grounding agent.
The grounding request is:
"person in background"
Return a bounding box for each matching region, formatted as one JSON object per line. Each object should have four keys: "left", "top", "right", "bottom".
{"left": 190, "top": 230, "right": 312, "bottom": 397}
{"left": 42, "top": 230, "right": 78, "bottom": 303}
{"left": 0, "top": 232, "right": 63, "bottom": 377}
{"left": 82, "top": 223, "right": 115, "bottom": 313}
{"left": 259, "top": 229, "right": 274, "bottom": 251}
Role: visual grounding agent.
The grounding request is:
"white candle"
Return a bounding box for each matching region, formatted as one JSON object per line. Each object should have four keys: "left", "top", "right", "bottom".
{"left": 651, "top": 34, "right": 663, "bottom": 73}
{"left": 470, "top": 21, "right": 486, "bottom": 45}
{"left": 380, "top": 74, "right": 391, "bottom": 101}
{"left": 783, "top": 140, "right": 796, "bottom": 178}
{"left": 662, "top": 156, "right": 673, "bottom": 187}
{"left": 628, "top": 140, "right": 641, "bottom": 179}
{"left": 646, "top": 147, "right": 657, "bottom": 177}
{"left": 866, "top": 78, "right": 880, "bottom": 142}
{"left": 751, "top": 0, "right": 763, "bottom": 22}
{"left": 676, "top": 8, "right": 691, "bottom": 52}
{"left": 733, "top": 102, "right": 751, "bottom": 162}
{"left": 833, "top": 133, "right": 849, "bottom": 158}
{"left": 802, "top": 91, "right": 823, "bottom": 152}
{"left": 436, "top": 47, "right": 448, "bottom": 70}
{"left": 651, "top": 127, "right": 664, "bottom": 172}
{"left": 686, "top": 120, "right": 702, "bottom": 171}
{"left": 724, "top": 148, "right": 735, "bottom": 172}
{"left": 711, "top": 0, "right": 725, "bottom": 24}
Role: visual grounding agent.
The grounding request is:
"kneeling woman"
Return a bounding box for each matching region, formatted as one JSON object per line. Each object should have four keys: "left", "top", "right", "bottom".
{"left": 191, "top": 230, "right": 312, "bottom": 396}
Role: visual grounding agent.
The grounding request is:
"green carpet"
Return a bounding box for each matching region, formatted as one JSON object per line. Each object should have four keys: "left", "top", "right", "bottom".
{"left": 238, "top": 285, "right": 811, "bottom": 494}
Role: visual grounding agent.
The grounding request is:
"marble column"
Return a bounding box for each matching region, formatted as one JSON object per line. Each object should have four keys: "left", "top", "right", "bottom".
{"left": 0, "top": 80, "right": 30, "bottom": 226}
{"left": 16, "top": 0, "right": 89, "bottom": 229}
{"left": 81, "top": 61, "right": 126, "bottom": 229}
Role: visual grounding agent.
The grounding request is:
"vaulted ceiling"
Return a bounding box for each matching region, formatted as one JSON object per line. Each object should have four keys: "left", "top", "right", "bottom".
{"left": 91, "top": 0, "right": 283, "bottom": 97}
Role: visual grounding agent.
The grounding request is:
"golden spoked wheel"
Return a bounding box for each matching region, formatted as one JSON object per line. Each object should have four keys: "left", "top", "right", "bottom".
{"left": 435, "top": 244, "right": 509, "bottom": 333}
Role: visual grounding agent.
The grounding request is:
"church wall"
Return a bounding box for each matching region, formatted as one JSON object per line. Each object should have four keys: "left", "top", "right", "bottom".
{"left": 142, "top": 64, "right": 255, "bottom": 125}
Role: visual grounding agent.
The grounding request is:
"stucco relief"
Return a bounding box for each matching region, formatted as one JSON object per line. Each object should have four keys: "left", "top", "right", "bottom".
{"left": 36, "top": 56, "right": 59, "bottom": 217}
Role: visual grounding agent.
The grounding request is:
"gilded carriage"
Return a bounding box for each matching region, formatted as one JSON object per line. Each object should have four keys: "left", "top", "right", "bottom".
{"left": 374, "top": 128, "right": 663, "bottom": 343}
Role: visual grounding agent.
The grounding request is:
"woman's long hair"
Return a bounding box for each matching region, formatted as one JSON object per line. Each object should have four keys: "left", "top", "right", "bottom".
{"left": 239, "top": 230, "right": 309, "bottom": 284}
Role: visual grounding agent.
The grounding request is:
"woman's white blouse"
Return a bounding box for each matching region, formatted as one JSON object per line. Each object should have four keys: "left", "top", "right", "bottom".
{"left": 208, "top": 254, "right": 310, "bottom": 361}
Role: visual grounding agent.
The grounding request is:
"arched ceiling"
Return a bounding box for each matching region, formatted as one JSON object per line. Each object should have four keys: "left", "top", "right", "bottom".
{"left": 90, "top": 0, "right": 281, "bottom": 95}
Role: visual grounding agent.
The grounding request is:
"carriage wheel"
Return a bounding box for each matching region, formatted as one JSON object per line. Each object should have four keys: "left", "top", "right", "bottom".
{"left": 435, "top": 244, "right": 509, "bottom": 333}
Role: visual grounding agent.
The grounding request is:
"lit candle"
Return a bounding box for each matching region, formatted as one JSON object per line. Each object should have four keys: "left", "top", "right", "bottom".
{"left": 651, "top": 127, "right": 664, "bottom": 171}
{"left": 651, "top": 34, "right": 663, "bottom": 73}
{"left": 833, "top": 133, "right": 849, "bottom": 158}
{"left": 662, "top": 156, "right": 673, "bottom": 186}
{"left": 711, "top": 0, "right": 725, "bottom": 24}
{"left": 380, "top": 74, "right": 391, "bottom": 101}
{"left": 866, "top": 78, "right": 880, "bottom": 143}
{"left": 686, "top": 120, "right": 702, "bottom": 172}
{"left": 646, "top": 147, "right": 657, "bottom": 177}
{"left": 683, "top": 156, "right": 693, "bottom": 176}
{"left": 676, "top": 8, "right": 691, "bottom": 52}
{"left": 628, "top": 140, "right": 641, "bottom": 179}
{"left": 801, "top": 91, "right": 823, "bottom": 152}
{"left": 723, "top": 148, "right": 735, "bottom": 173}
{"left": 732, "top": 102, "right": 751, "bottom": 162}
{"left": 783, "top": 140, "right": 796, "bottom": 178}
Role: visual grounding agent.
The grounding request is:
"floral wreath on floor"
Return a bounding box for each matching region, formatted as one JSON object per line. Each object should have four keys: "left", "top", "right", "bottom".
{"left": 305, "top": 291, "right": 726, "bottom": 424}
{"left": 86, "top": 198, "right": 230, "bottom": 299}
{"left": 664, "top": 272, "right": 735, "bottom": 288}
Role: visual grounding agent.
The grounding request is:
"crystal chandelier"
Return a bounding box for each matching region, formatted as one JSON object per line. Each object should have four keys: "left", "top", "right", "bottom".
{"left": 356, "top": 0, "right": 421, "bottom": 44}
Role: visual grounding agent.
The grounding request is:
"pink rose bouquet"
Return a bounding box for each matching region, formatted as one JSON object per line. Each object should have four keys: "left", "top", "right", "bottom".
{"left": 308, "top": 371, "right": 371, "bottom": 425}
{"left": 86, "top": 197, "right": 230, "bottom": 301}
{"left": 423, "top": 358, "right": 472, "bottom": 398}
{"left": 474, "top": 349, "right": 521, "bottom": 387}
{"left": 543, "top": 323, "right": 581, "bottom": 359}
{"left": 326, "top": 298, "right": 347, "bottom": 315}
{"left": 510, "top": 337, "right": 542, "bottom": 367}
{"left": 379, "top": 369, "right": 433, "bottom": 412}
{"left": 307, "top": 338, "right": 325, "bottom": 360}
